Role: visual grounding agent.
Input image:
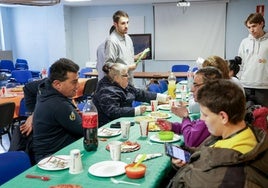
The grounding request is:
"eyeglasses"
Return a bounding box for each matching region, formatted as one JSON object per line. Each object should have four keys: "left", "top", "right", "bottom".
{"left": 193, "top": 83, "right": 204, "bottom": 88}
{"left": 121, "top": 74, "right": 129, "bottom": 78}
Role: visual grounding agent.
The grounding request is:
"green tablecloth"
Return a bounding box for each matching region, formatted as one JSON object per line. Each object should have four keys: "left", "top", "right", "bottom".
{"left": 2, "top": 113, "right": 184, "bottom": 188}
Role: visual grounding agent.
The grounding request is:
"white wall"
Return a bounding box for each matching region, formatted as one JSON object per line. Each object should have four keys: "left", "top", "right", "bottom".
{"left": 1, "top": 0, "right": 268, "bottom": 76}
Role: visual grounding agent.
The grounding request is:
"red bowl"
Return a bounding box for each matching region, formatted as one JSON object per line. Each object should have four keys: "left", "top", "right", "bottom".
{"left": 125, "top": 163, "right": 146, "bottom": 179}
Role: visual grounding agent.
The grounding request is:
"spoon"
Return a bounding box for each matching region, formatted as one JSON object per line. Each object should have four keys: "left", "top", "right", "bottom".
{"left": 26, "top": 174, "right": 50, "bottom": 181}
{"left": 133, "top": 154, "right": 146, "bottom": 168}
{"left": 110, "top": 178, "right": 140, "bottom": 186}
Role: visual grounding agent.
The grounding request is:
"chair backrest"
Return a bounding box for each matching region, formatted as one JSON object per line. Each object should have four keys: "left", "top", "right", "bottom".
{"left": 158, "top": 79, "right": 168, "bottom": 93}
{"left": 0, "top": 60, "right": 15, "bottom": 72}
{"left": 0, "top": 102, "right": 15, "bottom": 130}
{"left": 147, "top": 83, "right": 162, "bottom": 93}
{"left": 15, "top": 63, "right": 29, "bottom": 70}
{"left": 171, "top": 64, "right": 190, "bottom": 82}
{"left": 16, "top": 58, "right": 28, "bottom": 65}
{"left": 11, "top": 70, "right": 33, "bottom": 84}
{"left": 0, "top": 151, "right": 31, "bottom": 185}
{"left": 83, "top": 77, "right": 98, "bottom": 97}
{"left": 171, "top": 64, "right": 190, "bottom": 72}
{"left": 79, "top": 67, "right": 92, "bottom": 78}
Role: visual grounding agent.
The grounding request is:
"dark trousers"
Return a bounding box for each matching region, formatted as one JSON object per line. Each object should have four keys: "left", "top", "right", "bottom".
{"left": 244, "top": 88, "right": 268, "bottom": 107}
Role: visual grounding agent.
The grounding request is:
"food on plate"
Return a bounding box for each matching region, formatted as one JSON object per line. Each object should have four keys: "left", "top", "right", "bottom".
{"left": 148, "top": 122, "right": 160, "bottom": 131}
{"left": 158, "top": 131, "right": 174, "bottom": 141}
{"left": 134, "top": 116, "right": 156, "bottom": 123}
{"left": 156, "top": 119, "right": 171, "bottom": 131}
{"left": 106, "top": 141, "right": 140, "bottom": 152}
{"left": 39, "top": 156, "right": 68, "bottom": 169}
{"left": 125, "top": 163, "right": 146, "bottom": 179}
{"left": 150, "top": 111, "right": 170, "bottom": 118}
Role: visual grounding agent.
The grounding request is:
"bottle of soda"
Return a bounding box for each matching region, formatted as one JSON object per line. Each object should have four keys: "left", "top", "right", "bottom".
{"left": 168, "top": 72, "right": 176, "bottom": 99}
{"left": 82, "top": 98, "right": 98, "bottom": 151}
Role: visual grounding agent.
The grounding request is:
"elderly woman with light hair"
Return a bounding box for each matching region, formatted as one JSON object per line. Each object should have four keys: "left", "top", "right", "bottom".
{"left": 93, "top": 62, "right": 169, "bottom": 127}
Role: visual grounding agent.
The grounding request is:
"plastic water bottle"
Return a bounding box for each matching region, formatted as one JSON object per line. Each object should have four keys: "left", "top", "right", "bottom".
{"left": 82, "top": 99, "right": 98, "bottom": 151}
{"left": 168, "top": 72, "right": 176, "bottom": 99}
{"left": 41, "top": 68, "right": 47, "bottom": 78}
{"left": 187, "top": 67, "right": 193, "bottom": 92}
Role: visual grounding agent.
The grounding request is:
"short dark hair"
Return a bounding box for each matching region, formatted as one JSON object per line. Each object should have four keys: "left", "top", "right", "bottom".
{"left": 245, "top": 13, "right": 265, "bottom": 29}
{"left": 197, "top": 79, "right": 246, "bottom": 124}
{"left": 196, "top": 66, "right": 223, "bottom": 84}
{"left": 49, "top": 58, "right": 79, "bottom": 82}
{"left": 113, "top": 10, "right": 129, "bottom": 23}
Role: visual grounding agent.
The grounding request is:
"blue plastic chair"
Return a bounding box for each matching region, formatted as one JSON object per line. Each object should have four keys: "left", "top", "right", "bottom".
{"left": 147, "top": 83, "right": 162, "bottom": 93}
{"left": 0, "top": 60, "right": 15, "bottom": 73}
{"left": 79, "top": 67, "right": 92, "bottom": 78}
{"left": 0, "top": 151, "right": 31, "bottom": 185}
{"left": 15, "top": 63, "right": 29, "bottom": 70}
{"left": 11, "top": 70, "right": 33, "bottom": 84}
{"left": 158, "top": 79, "right": 168, "bottom": 93}
{"left": 192, "top": 67, "right": 198, "bottom": 72}
{"left": 171, "top": 64, "right": 190, "bottom": 82}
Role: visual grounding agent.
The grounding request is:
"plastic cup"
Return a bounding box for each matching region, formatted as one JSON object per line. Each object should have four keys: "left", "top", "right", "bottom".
{"left": 150, "top": 100, "right": 158, "bottom": 112}
{"left": 139, "top": 121, "right": 149, "bottom": 137}
{"left": 169, "top": 99, "right": 177, "bottom": 108}
{"left": 109, "top": 141, "right": 122, "bottom": 161}
{"left": 120, "top": 121, "right": 131, "bottom": 140}
{"left": 69, "top": 149, "right": 83, "bottom": 174}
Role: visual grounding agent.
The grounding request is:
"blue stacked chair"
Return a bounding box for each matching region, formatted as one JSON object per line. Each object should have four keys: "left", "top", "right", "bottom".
{"left": 15, "top": 59, "right": 29, "bottom": 70}
{"left": 79, "top": 67, "right": 92, "bottom": 78}
{"left": 147, "top": 83, "right": 162, "bottom": 93}
{"left": 158, "top": 79, "right": 168, "bottom": 93}
{"left": 171, "top": 64, "right": 190, "bottom": 82}
{"left": 11, "top": 70, "right": 33, "bottom": 84}
{"left": 0, "top": 60, "right": 15, "bottom": 73}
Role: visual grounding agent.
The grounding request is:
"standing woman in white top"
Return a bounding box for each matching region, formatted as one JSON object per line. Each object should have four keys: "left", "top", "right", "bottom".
{"left": 238, "top": 13, "right": 268, "bottom": 107}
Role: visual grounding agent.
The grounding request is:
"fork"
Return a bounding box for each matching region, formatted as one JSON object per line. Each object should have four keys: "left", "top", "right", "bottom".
{"left": 110, "top": 178, "right": 140, "bottom": 186}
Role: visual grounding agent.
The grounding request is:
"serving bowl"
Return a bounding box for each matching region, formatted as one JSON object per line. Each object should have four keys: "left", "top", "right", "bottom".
{"left": 158, "top": 131, "right": 174, "bottom": 141}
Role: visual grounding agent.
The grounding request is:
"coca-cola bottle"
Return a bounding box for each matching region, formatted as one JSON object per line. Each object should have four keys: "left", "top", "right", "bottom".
{"left": 82, "top": 98, "right": 98, "bottom": 151}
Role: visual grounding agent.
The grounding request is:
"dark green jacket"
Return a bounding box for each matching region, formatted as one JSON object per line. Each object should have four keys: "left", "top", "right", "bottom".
{"left": 171, "top": 125, "right": 268, "bottom": 188}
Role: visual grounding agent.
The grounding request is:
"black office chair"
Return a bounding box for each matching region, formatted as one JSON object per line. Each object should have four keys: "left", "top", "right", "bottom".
{"left": 75, "top": 77, "right": 98, "bottom": 103}
{"left": 0, "top": 102, "right": 15, "bottom": 151}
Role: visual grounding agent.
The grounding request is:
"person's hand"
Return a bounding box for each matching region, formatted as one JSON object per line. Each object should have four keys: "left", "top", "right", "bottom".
{"left": 171, "top": 158, "right": 187, "bottom": 168}
{"left": 156, "top": 118, "right": 172, "bottom": 131}
{"left": 128, "top": 64, "right": 137, "bottom": 71}
{"left": 140, "top": 105, "right": 147, "bottom": 114}
{"left": 20, "top": 114, "right": 33, "bottom": 136}
{"left": 171, "top": 105, "right": 189, "bottom": 118}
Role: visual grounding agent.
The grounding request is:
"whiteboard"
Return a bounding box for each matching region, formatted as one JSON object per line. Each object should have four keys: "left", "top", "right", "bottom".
{"left": 88, "top": 16, "right": 144, "bottom": 62}
{"left": 154, "top": 2, "right": 227, "bottom": 60}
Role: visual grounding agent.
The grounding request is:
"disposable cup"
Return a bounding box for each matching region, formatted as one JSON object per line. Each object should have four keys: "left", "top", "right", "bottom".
{"left": 109, "top": 141, "right": 122, "bottom": 161}
{"left": 69, "top": 149, "right": 83, "bottom": 174}
{"left": 139, "top": 121, "right": 149, "bottom": 137}
{"left": 150, "top": 100, "right": 158, "bottom": 112}
{"left": 120, "top": 121, "right": 131, "bottom": 140}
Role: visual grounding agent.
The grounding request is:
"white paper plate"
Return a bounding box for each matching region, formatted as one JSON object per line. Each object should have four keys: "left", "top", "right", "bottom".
{"left": 150, "top": 134, "right": 181, "bottom": 143}
{"left": 98, "top": 128, "right": 121, "bottom": 137}
{"left": 1, "top": 94, "right": 17, "bottom": 98}
{"left": 158, "top": 104, "right": 170, "bottom": 111}
{"left": 88, "top": 161, "right": 127, "bottom": 177}
{"left": 148, "top": 112, "right": 171, "bottom": 119}
{"left": 37, "top": 155, "right": 70, "bottom": 171}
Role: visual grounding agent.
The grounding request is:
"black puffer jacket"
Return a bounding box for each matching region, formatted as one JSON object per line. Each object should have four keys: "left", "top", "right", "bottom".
{"left": 93, "top": 76, "right": 157, "bottom": 126}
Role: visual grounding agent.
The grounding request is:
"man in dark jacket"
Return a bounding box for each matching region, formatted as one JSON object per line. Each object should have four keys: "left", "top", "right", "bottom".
{"left": 32, "top": 58, "right": 83, "bottom": 162}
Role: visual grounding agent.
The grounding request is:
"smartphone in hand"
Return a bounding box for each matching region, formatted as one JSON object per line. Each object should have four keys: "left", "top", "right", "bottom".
{"left": 164, "top": 143, "right": 191, "bottom": 163}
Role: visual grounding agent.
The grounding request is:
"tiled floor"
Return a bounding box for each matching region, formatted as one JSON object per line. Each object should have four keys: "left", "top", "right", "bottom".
{"left": 0, "top": 134, "right": 10, "bottom": 153}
